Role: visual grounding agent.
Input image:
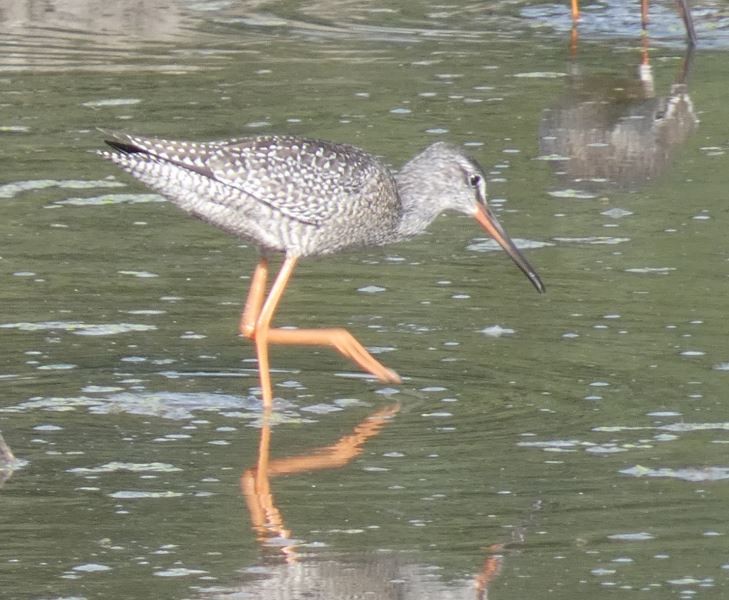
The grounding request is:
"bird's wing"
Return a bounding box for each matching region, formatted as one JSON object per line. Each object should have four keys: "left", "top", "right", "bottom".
{"left": 101, "top": 132, "right": 388, "bottom": 227}
{"left": 206, "top": 137, "right": 386, "bottom": 227}
{"left": 100, "top": 130, "right": 220, "bottom": 173}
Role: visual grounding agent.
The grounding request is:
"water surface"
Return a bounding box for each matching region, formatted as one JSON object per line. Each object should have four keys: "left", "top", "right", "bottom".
{"left": 2, "top": 1, "right": 729, "bottom": 598}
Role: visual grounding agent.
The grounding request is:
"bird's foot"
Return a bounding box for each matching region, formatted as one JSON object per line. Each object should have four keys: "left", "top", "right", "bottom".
{"left": 379, "top": 367, "right": 402, "bottom": 385}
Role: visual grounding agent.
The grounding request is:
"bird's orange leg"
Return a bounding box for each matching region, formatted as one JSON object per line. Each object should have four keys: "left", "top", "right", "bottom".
{"left": 239, "top": 257, "right": 277, "bottom": 406}
{"left": 248, "top": 256, "right": 401, "bottom": 406}
{"left": 570, "top": 0, "right": 580, "bottom": 22}
{"left": 239, "top": 258, "right": 269, "bottom": 338}
{"left": 266, "top": 328, "right": 401, "bottom": 384}
{"left": 641, "top": 0, "right": 650, "bottom": 33}
{"left": 569, "top": 0, "right": 580, "bottom": 54}
{"left": 640, "top": 32, "right": 651, "bottom": 67}
{"left": 249, "top": 257, "right": 300, "bottom": 408}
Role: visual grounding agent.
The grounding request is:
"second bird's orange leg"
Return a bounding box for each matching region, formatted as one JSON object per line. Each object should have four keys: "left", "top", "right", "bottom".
{"left": 641, "top": 0, "right": 650, "bottom": 32}
{"left": 241, "top": 255, "right": 401, "bottom": 407}
{"left": 570, "top": 0, "right": 580, "bottom": 21}
{"left": 569, "top": 0, "right": 580, "bottom": 53}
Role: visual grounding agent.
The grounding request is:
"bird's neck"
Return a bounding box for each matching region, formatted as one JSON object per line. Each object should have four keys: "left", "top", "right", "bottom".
{"left": 394, "top": 161, "right": 443, "bottom": 239}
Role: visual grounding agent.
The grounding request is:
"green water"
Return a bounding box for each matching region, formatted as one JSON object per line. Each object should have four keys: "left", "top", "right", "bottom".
{"left": 2, "top": 1, "right": 729, "bottom": 598}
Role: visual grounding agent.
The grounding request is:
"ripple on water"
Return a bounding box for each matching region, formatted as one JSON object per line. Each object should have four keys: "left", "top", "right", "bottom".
{"left": 0, "top": 321, "right": 157, "bottom": 336}
{"left": 118, "top": 270, "right": 159, "bottom": 278}
{"left": 547, "top": 189, "right": 597, "bottom": 199}
{"left": 620, "top": 465, "right": 729, "bottom": 482}
{"left": 96, "top": 391, "right": 257, "bottom": 420}
{"left": 82, "top": 98, "right": 141, "bottom": 107}
{"left": 36, "top": 363, "right": 77, "bottom": 371}
{"left": 553, "top": 236, "right": 630, "bottom": 245}
{"left": 1, "top": 391, "right": 251, "bottom": 419}
{"left": 358, "top": 285, "right": 386, "bottom": 293}
{"left": 601, "top": 208, "right": 633, "bottom": 219}
{"left": 607, "top": 532, "right": 655, "bottom": 541}
{"left": 624, "top": 267, "right": 676, "bottom": 274}
{"left": 479, "top": 324, "right": 513, "bottom": 337}
{"left": 108, "top": 490, "right": 184, "bottom": 499}
{"left": 0, "top": 125, "right": 30, "bottom": 133}
{"left": 466, "top": 238, "right": 552, "bottom": 252}
{"left": 68, "top": 462, "right": 182, "bottom": 474}
{"left": 71, "top": 562, "right": 112, "bottom": 572}
{"left": 0, "top": 389, "right": 323, "bottom": 425}
{"left": 154, "top": 567, "right": 208, "bottom": 577}
{"left": 54, "top": 193, "right": 163, "bottom": 206}
{"left": 513, "top": 71, "right": 567, "bottom": 79}
{"left": 0, "top": 179, "right": 124, "bottom": 199}
{"left": 301, "top": 403, "right": 344, "bottom": 414}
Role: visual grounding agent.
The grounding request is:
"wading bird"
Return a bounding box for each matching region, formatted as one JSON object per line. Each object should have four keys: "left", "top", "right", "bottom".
{"left": 100, "top": 132, "right": 545, "bottom": 407}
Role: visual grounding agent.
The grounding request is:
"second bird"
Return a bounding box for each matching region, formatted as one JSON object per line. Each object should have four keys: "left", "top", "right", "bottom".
{"left": 100, "top": 132, "right": 545, "bottom": 407}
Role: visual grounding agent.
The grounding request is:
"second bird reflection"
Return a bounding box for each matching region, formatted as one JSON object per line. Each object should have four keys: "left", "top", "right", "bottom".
{"left": 539, "top": 48, "right": 698, "bottom": 194}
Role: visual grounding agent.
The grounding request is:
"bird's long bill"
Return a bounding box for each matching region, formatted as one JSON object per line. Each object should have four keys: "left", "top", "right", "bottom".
{"left": 473, "top": 204, "right": 546, "bottom": 293}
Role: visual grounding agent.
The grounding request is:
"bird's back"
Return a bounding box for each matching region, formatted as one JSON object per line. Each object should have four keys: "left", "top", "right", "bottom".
{"left": 99, "top": 133, "right": 402, "bottom": 256}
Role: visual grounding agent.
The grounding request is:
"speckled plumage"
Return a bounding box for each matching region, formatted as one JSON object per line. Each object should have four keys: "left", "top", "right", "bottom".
{"left": 99, "top": 132, "right": 404, "bottom": 257}
{"left": 99, "top": 130, "right": 545, "bottom": 291}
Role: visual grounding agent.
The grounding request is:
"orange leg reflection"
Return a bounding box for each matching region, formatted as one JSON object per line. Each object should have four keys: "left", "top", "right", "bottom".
{"left": 241, "top": 404, "right": 540, "bottom": 597}
{"left": 241, "top": 403, "right": 401, "bottom": 561}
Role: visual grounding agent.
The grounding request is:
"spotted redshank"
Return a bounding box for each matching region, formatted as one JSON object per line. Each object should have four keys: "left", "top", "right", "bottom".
{"left": 100, "top": 132, "right": 545, "bottom": 406}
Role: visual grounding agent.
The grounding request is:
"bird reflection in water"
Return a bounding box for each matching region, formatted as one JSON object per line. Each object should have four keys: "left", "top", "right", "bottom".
{"left": 539, "top": 47, "right": 698, "bottom": 194}
{"left": 241, "top": 403, "right": 401, "bottom": 562}
{"left": 229, "top": 405, "right": 534, "bottom": 599}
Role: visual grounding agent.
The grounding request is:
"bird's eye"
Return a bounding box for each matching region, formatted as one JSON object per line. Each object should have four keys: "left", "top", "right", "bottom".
{"left": 469, "top": 174, "right": 482, "bottom": 188}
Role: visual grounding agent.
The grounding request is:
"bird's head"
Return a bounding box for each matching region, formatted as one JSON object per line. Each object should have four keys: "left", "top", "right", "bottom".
{"left": 398, "top": 142, "right": 545, "bottom": 293}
